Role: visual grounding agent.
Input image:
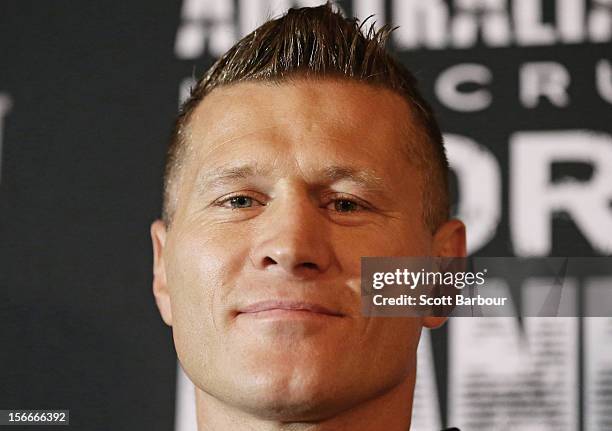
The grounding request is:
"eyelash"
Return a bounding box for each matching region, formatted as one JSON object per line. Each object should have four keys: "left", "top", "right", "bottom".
{"left": 214, "top": 192, "right": 370, "bottom": 213}
{"left": 214, "top": 192, "right": 266, "bottom": 210}
{"left": 326, "top": 193, "right": 370, "bottom": 213}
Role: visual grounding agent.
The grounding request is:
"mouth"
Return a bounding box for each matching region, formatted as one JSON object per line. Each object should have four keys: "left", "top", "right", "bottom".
{"left": 237, "top": 300, "right": 345, "bottom": 319}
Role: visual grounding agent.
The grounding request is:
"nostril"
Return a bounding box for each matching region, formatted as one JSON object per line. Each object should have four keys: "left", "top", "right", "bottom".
{"left": 259, "top": 255, "right": 320, "bottom": 272}
{"left": 262, "top": 256, "right": 277, "bottom": 267}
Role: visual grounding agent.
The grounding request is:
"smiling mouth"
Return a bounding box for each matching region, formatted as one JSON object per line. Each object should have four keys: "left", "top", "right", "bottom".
{"left": 237, "top": 300, "right": 345, "bottom": 318}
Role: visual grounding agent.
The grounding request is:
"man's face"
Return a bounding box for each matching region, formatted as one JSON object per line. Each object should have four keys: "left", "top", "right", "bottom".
{"left": 151, "top": 79, "right": 459, "bottom": 420}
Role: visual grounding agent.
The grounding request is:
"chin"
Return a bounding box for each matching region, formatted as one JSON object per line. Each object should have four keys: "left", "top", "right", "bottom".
{"left": 229, "top": 363, "right": 357, "bottom": 422}
{"left": 237, "top": 388, "right": 347, "bottom": 422}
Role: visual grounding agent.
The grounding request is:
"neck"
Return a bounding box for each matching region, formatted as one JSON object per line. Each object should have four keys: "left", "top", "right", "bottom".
{"left": 194, "top": 376, "right": 415, "bottom": 431}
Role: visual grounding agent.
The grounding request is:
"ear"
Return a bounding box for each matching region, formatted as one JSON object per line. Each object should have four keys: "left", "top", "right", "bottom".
{"left": 151, "top": 219, "right": 173, "bottom": 326}
{"left": 432, "top": 218, "right": 467, "bottom": 258}
{"left": 424, "top": 219, "right": 467, "bottom": 329}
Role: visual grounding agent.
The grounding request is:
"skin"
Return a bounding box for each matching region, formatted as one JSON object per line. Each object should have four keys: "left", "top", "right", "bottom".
{"left": 151, "top": 79, "right": 466, "bottom": 431}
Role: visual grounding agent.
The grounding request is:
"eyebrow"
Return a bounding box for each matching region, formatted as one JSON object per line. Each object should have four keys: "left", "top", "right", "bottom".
{"left": 195, "top": 163, "right": 386, "bottom": 193}
{"left": 196, "top": 164, "right": 270, "bottom": 193}
{"left": 320, "top": 165, "right": 385, "bottom": 190}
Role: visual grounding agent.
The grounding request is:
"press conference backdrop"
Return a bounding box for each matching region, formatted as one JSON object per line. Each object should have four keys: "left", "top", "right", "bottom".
{"left": 1, "top": 1, "right": 611, "bottom": 430}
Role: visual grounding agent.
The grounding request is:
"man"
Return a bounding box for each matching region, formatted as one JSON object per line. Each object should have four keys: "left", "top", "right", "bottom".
{"left": 150, "top": 3, "right": 465, "bottom": 430}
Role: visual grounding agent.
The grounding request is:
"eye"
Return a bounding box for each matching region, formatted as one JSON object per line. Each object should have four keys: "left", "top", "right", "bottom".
{"left": 333, "top": 199, "right": 360, "bottom": 213}
{"left": 229, "top": 196, "right": 253, "bottom": 209}
{"left": 326, "top": 195, "right": 369, "bottom": 213}
{"left": 216, "top": 194, "right": 265, "bottom": 209}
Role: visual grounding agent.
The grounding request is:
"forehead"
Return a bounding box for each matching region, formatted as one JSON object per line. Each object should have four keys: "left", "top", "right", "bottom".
{"left": 167, "top": 79, "right": 429, "bottom": 226}
{"left": 184, "top": 79, "right": 421, "bottom": 169}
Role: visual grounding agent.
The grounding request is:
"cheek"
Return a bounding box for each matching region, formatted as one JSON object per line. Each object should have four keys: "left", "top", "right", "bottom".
{"left": 329, "top": 226, "right": 427, "bottom": 349}
{"left": 164, "top": 225, "right": 250, "bottom": 367}
{"left": 333, "top": 220, "right": 431, "bottom": 265}
{"left": 167, "top": 223, "right": 249, "bottom": 299}
{"left": 330, "top": 224, "right": 427, "bottom": 372}
{"left": 359, "top": 318, "right": 422, "bottom": 372}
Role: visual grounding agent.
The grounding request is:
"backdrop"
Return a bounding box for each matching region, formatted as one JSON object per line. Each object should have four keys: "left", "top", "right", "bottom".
{"left": 1, "top": 1, "right": 611, "bottom": 430}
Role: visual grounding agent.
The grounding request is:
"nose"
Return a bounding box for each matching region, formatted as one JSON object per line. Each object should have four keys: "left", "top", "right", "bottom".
{"left": 250, "top": 194, "right": 333, "bottom": 278}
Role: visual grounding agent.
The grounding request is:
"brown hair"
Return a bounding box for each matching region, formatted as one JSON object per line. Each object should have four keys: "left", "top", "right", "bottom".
{"left": 163, "top": 2, "right": 449, "bottom": 233}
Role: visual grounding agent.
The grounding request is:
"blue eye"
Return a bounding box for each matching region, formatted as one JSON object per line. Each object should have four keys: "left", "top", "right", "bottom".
{"left": 228, "top": 196, "right": 254, "bottom": 209}
{"left": 216, "top": 193, "right": 266, "bottom": 209}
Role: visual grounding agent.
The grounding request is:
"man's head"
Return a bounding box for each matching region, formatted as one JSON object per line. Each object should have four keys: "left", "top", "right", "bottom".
{"left": 151, "top": 3, "right": 465, "bottom": 426}
{"left": 162, "top": 2, "right": 449, "bottom": 235}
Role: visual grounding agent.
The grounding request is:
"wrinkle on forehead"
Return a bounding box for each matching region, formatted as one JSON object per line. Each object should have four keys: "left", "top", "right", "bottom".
{"left": 193, "top": 161, "right": 388, "bottom": 197}
{"left": 170, "top": 78, "right": 428, "bottom": 225}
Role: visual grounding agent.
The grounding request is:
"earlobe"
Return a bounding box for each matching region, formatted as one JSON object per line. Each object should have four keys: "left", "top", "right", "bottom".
{"left": 432, "top": 219, "right": 467, "bottom": 258}
{"left": 151, "top": 219, "right": 173, "bottom": 326}
{"left": 423, "top": 316, "right": 448, "bottom": 329}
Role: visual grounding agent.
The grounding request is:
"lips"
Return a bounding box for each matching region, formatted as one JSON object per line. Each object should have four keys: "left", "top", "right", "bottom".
{"left": 237, "top": 300, "right": 344, "bottom": 317}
